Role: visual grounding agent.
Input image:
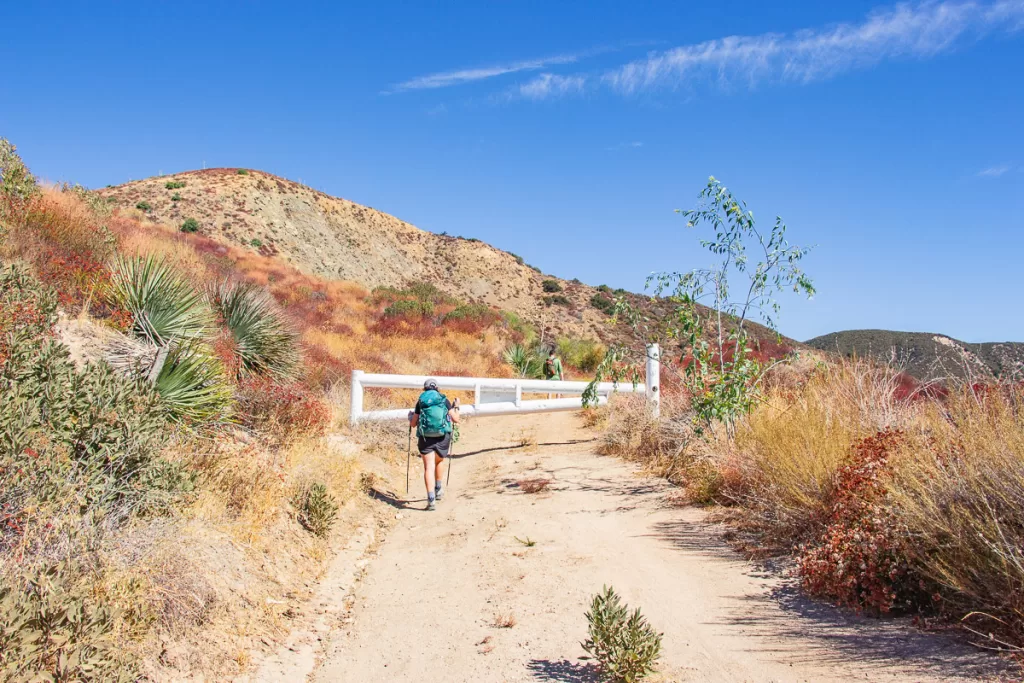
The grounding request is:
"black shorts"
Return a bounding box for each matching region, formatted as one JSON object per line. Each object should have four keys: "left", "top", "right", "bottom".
{"left": 418, "top": 431, "right": 452, "bottom": 458}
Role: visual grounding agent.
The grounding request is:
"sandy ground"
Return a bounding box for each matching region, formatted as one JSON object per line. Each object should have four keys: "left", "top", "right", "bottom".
{"left": 310, "top": 413, "right": 1009, "bottom": 683}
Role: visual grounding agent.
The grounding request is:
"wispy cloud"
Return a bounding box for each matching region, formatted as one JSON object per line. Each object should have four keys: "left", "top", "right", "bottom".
{"left": 978, "top": 163, "right": 1012, "bottom": 177}
{"left": 388, "top": 52, "right": 583, "bottom": 93}
{"left": 515, "top": 73, "right": 587, "bottom": 100}
{"left": 605, "top": 141, "right": 644, "bottom": 151}
{"left": 602, "top": 0, "right": 1024, "bottom": 95}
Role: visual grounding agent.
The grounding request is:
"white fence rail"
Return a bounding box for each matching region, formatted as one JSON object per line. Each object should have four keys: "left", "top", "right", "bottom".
{"left": 350, "top": 344, "right": 660, "bottom": 424}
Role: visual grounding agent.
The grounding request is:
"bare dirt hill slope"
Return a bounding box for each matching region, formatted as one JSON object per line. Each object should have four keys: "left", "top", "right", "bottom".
{"left": 99, "top": 169, "right": 615, "bottom": 342}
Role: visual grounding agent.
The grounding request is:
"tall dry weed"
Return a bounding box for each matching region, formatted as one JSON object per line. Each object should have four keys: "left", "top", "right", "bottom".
{"left": 890, "top": 386, "right": 1024, "bottom": 636}
{"left": 724, "top": 358, "right": 914, "bottom": 546}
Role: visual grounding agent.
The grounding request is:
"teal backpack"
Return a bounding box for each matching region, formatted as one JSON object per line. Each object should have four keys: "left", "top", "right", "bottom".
{"left": 417, "top": 390, "right": 451, "bottom": 438}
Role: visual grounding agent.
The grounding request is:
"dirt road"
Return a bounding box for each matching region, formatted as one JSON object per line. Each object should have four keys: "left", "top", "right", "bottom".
{"left": 312, "top": 413, "right": 1005, "bottom": 682}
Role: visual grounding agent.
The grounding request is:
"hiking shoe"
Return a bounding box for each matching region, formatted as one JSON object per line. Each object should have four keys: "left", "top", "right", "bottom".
{"left": 427, "top": 498, "right": 437, "bottom": 511}
{"left": 435, "top": 485, "right": 445, "bottom": 501}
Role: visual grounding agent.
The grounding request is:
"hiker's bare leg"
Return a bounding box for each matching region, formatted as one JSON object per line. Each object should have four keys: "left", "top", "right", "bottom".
{"left": 435, "top": 453, "right": 444, "bottom": 483}
{"left": 422, "top": 452, "right": 435, "bottom": 495}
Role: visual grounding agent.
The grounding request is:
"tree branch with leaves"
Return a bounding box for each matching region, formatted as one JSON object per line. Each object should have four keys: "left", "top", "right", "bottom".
{"left": 585, "top": 177, "right": 815, "bottom": 435}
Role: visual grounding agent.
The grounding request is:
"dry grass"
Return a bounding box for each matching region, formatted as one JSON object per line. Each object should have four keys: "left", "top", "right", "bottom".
{"left": 889, "top": 387, "right": 1024, "bottom": 637}
{"left": 518, "top": 478, "right": 551, "bottom": 494}
{"left": 513, "top": 428, "right": 538, "bottom": 449}
{"left": 492, "top": 611, "right": 517, "bottom": 628}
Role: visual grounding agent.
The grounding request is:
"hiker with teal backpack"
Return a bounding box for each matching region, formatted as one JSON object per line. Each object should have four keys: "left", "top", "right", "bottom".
{"left": 408, "top": 378, "right": 460, "bottom": 511}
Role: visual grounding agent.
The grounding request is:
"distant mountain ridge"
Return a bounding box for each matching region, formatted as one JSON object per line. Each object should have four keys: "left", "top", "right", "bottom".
{"left": 805, "top": 329, "right": 1024, "bottom": 382}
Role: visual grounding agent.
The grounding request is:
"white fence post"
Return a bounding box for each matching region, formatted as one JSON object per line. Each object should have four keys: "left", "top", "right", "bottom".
{"left": 350, "top": 370, "right": 364, "bottom": 426}
{"left": 646, "top": 343, "right": 661, "bottom": 419}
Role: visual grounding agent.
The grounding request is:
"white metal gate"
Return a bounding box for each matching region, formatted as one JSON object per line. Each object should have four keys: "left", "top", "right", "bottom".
{"left": 349, "top": 344, "right": 660, "bottom": 424}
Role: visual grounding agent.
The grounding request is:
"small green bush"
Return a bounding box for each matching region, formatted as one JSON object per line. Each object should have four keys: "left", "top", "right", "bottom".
{"left": 582, "top": 586, "right": 663, "bottom": 683}
{"left": 528, "top": 264, "right": 542, "bottom": 273}
{"left": 171, "top": 193, "right": 182, "bottom": 202}
{"left": 443, "top": 303, "right": 496, "bottom": 324}
{"left": 237, "top": 169, "right": 249, "bottom": 175}
{"left": 557, "top": 337, "right": 606, "bottom": 373}
{"left": 597, "top": 284, "right": 612, "bottom": 293}
{"left": 543, "top": 294, "right": 570, "bottom": 307}
{"left": 135, "top": 201, "right": 151, "bottom": 212}
{"left": 508, "top": 252, "right": 525, "bottom": 265}
{"left": 383, "top": 299, "right": 434, "bottom": 318}
{"left": 591, "top": 293, "right": 616, "bottom": 314}
{"left": 164, "top": 180, "right": 186, "bottom": 190}
{"left": 180, "top": 218, "right": 199, "bottom": 233}
{"left": 293, "top": 482, "right": 338, "bottom": 538}
{"left": 542, "top": 279, "right": 563, "bottom": 293}
{"left": 250, "top": 238, "right": 263, "bottom": 248}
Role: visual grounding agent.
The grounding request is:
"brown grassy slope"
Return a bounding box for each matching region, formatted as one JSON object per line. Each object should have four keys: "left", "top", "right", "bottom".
{"left": 99, "top": 168, "right": 612, "bottom": 342}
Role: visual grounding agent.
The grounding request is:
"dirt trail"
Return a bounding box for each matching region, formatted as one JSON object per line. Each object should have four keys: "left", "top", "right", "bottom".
{"left": 312, "top": 413, "right": 1005, "bottom": 683}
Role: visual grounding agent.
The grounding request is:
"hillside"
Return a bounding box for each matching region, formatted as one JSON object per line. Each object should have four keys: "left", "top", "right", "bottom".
{"left": 806, "top": 329, "right": 1024, "bottom": 382}
{"left": 98, "top": 168, "right": 795, "bottom": 353}
{"left": 99, "top": 168, "right": 615, "bottom": 343}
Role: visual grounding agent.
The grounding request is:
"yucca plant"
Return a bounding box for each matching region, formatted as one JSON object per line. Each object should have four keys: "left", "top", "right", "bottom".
{"left": 109, "top": 255, "right": 213, "bottom": 346}
{"left": 154, "top": 343, "right": 232, "bottom": 423}
{"left": 211, "top": 280, "right": 298, "bottom": 379}
{"left": 503, "top": 343, "right": 544, "bottom": 379}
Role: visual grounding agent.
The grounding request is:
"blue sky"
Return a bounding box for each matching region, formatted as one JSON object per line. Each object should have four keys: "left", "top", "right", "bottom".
{"left": 2, "top": 1, "right": 1022, "bottom": 342}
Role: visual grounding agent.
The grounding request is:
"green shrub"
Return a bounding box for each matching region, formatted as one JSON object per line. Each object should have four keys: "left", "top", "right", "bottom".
{"left": 171, "top": 193, "right": 182, "bottom": 202}
{"left": 591, "top": 293, "right": 616, "bottom": 314}
{"left": 557, "top": 337, "right": 606, "bottom": 373}
{"left": 250, "top": 238, "right": 263, "bottom": 248}
{"left": 499, "top": 311, "right": 537, "bottom": 347}
{"left": 0, "top": 566, "right": 137, "bottom": 682}
{"left": 542, "top": 279, "right": 563, "bottom": 293}
{"left": 0, "top": 265, "right": 178, "bottom": 518}
{"left": 528, "top": 264, "right": 542, "bottom": 273}
{"left": 293, "top": 482, "right": 338, "bottom": 538}
{"left": 237, "top": 169, "right": 249, "bottom": 175}
{"left": 543, "top": 294, "right": 570, "bottom": 307}
{"left": 164, "top": 180, "right": 186, "bottom": 190}
{"left": 582, "top": 586, "right": 663, "bottom": 683}
{"left": 0, "top": 138, "right": 38, "bottom": 203}
{"left": 135, "top": 201, "right": 151, "bottom": 212}
{"left": 211, "top": 280, "right": 298, "bottom": 378}
{"left": 383, "top": 299, "right": 434, "bottom": 318}
{"left": 597, "top": 284, "right": 612, "bottom": 293}
{"left": 508, "top": 252, "right": 525, "bottom": 265}
{"left": 180, "top": 218, "right": 199, "bottom": 233}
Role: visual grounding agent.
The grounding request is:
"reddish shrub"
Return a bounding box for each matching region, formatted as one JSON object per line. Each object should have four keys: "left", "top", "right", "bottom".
{"left": 303, "top": 343, "right": 352, "bottom": 390}
{"left": 797, "top": 429, "right": 928, "bottom": 614}
{"left": 236, "top": 376, "right": 331, "bottom": 439}
{"left": 34, "top": 248, "right": 111, "bottom": 308}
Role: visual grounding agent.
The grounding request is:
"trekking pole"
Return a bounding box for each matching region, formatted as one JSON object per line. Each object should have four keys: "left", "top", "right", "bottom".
{"left": 406, "top": 424, "right": 412, "bottom": 495}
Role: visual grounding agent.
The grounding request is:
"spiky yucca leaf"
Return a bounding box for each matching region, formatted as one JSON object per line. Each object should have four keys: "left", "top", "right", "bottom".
{"left": 110, "top": 255, "right": 213, "bottom": 345}
{"left": 155, "top": 343, "right": 233, "bottom": 423}
{"left": 212, "top": 280, "right": 298, "bottom": 378}
{"left": 503, "top": 343, "right": 545, "bottom": 379}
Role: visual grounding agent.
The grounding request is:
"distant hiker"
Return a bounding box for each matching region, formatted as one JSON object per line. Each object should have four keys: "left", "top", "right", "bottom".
{"left": 543, "top": 348, "right": 564, "bottom": 381}
{"left": 409, "top": 378, "right": 460, "bottom": 511}
{"left": 544, "top": 348, "right": 564, "bottom": 398}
